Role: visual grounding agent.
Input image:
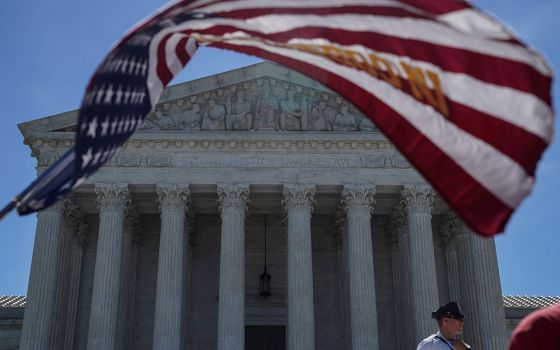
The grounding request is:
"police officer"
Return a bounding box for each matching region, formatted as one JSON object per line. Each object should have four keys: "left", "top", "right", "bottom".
{"left": 417, "top": 302, "right": 472, "bottom": 350}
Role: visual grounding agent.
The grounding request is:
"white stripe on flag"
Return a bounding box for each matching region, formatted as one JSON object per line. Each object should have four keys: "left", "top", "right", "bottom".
{"left": 186, "top": 37, "right": 198, "bottom": 56}
{"left": 284, "top": 37, "right": 553, "bottom": 143}
{"left": 220, "top": 37, "right": 534, "bottom": 208}
{"left": 436, "top": 9, "right": 514, "bottom": 40}
{"left": 166, "top": 33, "right": 186, "bottom": 76}
{"left": 196, "top": 0, "right": 424, "bottom": 14}
{"left": 150, "top": 17, "right": 553, "bottom": 143}
{"left": 241, "top": 14, "right": 552, "bottom": 75}
{"left": 153, "top": 14, "right": 552, "bottom": 76}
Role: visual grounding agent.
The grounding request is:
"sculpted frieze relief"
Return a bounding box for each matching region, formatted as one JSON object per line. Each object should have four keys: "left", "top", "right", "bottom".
{"left": 139, "top": 77, "right": 378, "bottom": 133}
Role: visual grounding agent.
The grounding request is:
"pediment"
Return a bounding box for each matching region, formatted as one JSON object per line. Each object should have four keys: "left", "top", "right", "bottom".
{"left": 18, "top": 61, "right": 377, "bottom": 137}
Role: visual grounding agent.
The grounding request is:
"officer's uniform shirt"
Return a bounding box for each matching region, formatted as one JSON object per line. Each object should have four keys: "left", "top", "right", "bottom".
{"left": 417, "top": 331, "right": 455, "bottom": 350}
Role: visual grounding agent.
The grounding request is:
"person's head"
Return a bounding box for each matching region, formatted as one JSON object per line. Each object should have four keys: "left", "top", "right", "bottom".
{"left": 432, "top": 302, "right": 465, "bottom": 339}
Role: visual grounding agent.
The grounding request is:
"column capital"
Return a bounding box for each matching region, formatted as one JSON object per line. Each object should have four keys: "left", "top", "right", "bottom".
{"left": 334, "top": 206, "right": 347, "bottom": 248}
{"left": 126, "top": 205, "right": 144, "bottom": 246}
{"left": 186, "top": 211, "right": 197, "bottom": 246}
{"left": 341, "top": 184, "right": 376, "bottom": 215}
{"left": 74, "top": 223, "right": 89, "bottom": 247}
{"left": 217, "top": 184, "right": 250, "bottom": 214}
{"left": 95, "top": 183, "right": 130, "bottom": 213}
{"left": 63, "top": 198, "right": 83, "bottom": 231}
{"left": 400, "top": 184, "right": 435, "bottom": 214}
{"left": 391, "top": 204, "right": 408, "bottom": 233}
{"left": 282, "top": 184, "right": 316, "bottom": 212}
{"left": 440, "top": 216, "right": 460, "bottom": 250}
{"left": 62, "top": 198, "right": 88, "bottom": 246}
{"left": 386, "top": 205, "right": 406, "bottom": 246}
{"left": 446, "top": 213, "right": 472, "bottom": 238}
{"left": 156, "top": 184, "right": 190, "bottom": 215}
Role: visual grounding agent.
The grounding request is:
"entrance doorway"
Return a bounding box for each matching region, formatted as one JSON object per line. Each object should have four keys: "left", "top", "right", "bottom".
{"left": 245, "top": 325, "right": 286, "bottom": 350}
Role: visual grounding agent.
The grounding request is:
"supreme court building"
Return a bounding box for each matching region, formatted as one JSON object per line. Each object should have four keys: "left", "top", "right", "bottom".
{"left": 15, "top": 62, "right": 509, "bottom": 350}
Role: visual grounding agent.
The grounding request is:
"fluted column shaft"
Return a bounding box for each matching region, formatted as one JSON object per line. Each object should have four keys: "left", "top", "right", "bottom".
{"left": 87, "top": 183, "right": 129, "bottom": 350}
{"left": 440, "top": 226, "right": 460, "bottom": 303}
{"left": 125, "top": 221, "right": 143, "bottom": 350}
{"left": 217, "top": 184, "right": 250, "bottom": 350}
{"left": 20, "top": 201, "right": 65, "bottom": 350}
{"left": 471, "top": 235, "right": 508, "bottom": 349}
{"left": 152, "top": 184, "right": 190, "bottom": 350}
{"left": 64, "top": 224, "right": 88, "bottom": 350}
{"left": 50, "top": 222, "right": 71, "bottom": 350}
{"left": 398, "top": 224, "right": 415, "bottom": 350}
{"left": 454, "top": 222, "right": 507, "bottom": 349}
{"left": 454, "top": 226, "right": 479, "bottom": 345}
{"left": 336, "top": 211, "right": 351, "bottom": 350}
{"left": 389, "top": 206, "right": 414, "bottom": 350}
{"left": 52, "top": 200, "right": 83, "bottom": 350}
{"left": 401, "top": 185, "right": 438, "bottom": 341}
{"left": 283, "top": 184, "right": 316, "bottom": 350}
{"left": 388, "top": 239, "right": 402, "bottom": 350}
{"left": 342, "top": 185, "right": 378, "bottom": 350}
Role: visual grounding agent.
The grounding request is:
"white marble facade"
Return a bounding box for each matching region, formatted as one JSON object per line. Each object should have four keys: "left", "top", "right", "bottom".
{"left": 18, "top": 62, "right": 507, "bottom": 350}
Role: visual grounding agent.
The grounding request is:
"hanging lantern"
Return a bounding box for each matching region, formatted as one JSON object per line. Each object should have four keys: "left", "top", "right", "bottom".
{"left": 259, "top": 215, "right": 271, "bottom": 297}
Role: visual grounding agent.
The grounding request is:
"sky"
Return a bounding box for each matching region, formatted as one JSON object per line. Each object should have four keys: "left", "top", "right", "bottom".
{"left": 0, "top": 1, "right": 558, "bottom": 297}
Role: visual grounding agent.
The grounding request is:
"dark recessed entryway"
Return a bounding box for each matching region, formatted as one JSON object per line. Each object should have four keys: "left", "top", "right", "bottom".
{"left": 245, "top": 325, "right": 286, "bottom": 350}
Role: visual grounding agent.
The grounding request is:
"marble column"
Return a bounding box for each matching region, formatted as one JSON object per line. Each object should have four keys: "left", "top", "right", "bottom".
{"left": 401, "top": 184, "right": 438, "bottom": 342}
{"left": 452, "top": 218, "right": 479, "bottom": 346}
{"left": 389, "top": 204, "right": 414, "bottom": 350}
{"left": 52, "top": 199, "right": 83, "bottom": 350}
{"left": 50, "top": 200, "right": 76, "bottom": 349}
{"left": 470, "top": 234, "right": 508, "bottom": 349}
{"left": 217, "top": 184, "right": 250, "bottom": 350}
{"left": 20, "top": 200, "right": 66, "bottom": 350}
{"left": 335, "top": 209, "right": 351, "bottom": 350}
{"left": 125, "top": 211, "right": 143, "bottom": 350}
{"left": 386, "top": 215, "right": 402, "bottom": 350}
{"left": 440, "top": 220, "right": 460, "bottom": 303}
{"left": 282, "top": 184, "right": 316, "bottom": 350}
{"left": 342, "top": 184, "right": 379, "bottom": 350}
{"left": 153, "top": 184, "right": 190, "bottom": 350}
{"left": 87, "top": 183, "right": 130, "bottom": 350}
{"left": 453, "top": 218, "right": 508, "bottom": 349}
{"left": 64, "top": 222, "right": 88, "bottom": 350}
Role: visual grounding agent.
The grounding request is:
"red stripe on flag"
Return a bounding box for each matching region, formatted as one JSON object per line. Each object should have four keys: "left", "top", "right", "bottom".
{"left": 156, "top": 33, "right": 174, "bottom": 86}
{"left": 401, "top": 0, "right": 471, "bottom": 15}
{"left": 176, "top": 36, "right": 191, "bottom": 65}
{"left": 210, "top": 41, "right": 517, "bottom": 235}
{"left": 215, "top": 6, "right": 431, "bottom": 20}
{"left": 191, "top": 24, "right": 551, "bottom": 104}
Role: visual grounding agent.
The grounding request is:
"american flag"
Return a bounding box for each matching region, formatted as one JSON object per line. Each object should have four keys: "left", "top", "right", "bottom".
{"left": 0, "top": 0, "right": 553, "bottom": 236}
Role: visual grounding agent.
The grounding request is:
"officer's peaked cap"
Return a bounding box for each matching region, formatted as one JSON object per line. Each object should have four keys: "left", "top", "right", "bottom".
{"left": 431, "top": 301, "right": 465, "bottom": 320}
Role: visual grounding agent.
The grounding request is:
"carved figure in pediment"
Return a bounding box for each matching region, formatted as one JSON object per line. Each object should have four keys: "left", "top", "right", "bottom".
{"left": 279, "top": 87, "right": 303, "bottom": 131}
{"left": 332, "top": 104, "right": 358, "bottom": 131}
{"left": 309, "top": 100, "right": 333, "bottom": 132}
{"left": 359, "top": 116, "right": 376, "bottom": 131}
{"left": 254, "top": 85, "right": 279, "bottom": 130}
{"left": 225, "top": 90, "right": 252, "bottom": 131}
{"left": 177, "top": 103, "right": 202, "bottom": 130}
{"left": 202, "top": 99, "right": 226, "bottom": 131}
{"left": 300, "top": 96, "right": 310, "bottom": 131}
{"left": 139, "top": 113, "right": 158, "bottom": 130}
{"left": 156, "top": 110, "right": 183, "bottom": 130}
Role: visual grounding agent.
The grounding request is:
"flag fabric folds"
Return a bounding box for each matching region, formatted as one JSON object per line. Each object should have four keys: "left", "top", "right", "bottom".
{"left": 0, "top": 0, "right": 553, "bottom": 236}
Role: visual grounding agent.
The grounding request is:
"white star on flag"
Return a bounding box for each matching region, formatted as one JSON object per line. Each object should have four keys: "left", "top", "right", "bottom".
{"left": 86, "top": 117, "right": 98, "bottom": 138}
